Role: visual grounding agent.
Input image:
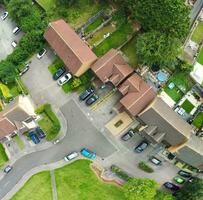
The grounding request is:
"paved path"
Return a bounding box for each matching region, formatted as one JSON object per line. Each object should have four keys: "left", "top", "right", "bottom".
{"left": 50, "top": 170, "right": 57, "bottom": 200}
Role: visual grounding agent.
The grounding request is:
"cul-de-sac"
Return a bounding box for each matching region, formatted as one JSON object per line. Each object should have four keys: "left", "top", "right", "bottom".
{"left": 0, "top": 0, "right": 202, "bottom": 200}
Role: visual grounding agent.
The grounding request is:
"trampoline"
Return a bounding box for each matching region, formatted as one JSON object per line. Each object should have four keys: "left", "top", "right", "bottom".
{"left": 157, "top": 71, "right": 168, "bottom": 82}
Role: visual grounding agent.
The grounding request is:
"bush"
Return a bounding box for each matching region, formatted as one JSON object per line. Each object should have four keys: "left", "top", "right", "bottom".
{"left": 111, "top": 165, "right": 132, "bottom": 181}
{"left": 35, "top": 104, "right": 61, "bottom": 141}
{"left": 138, "top": 161, "right": 154, "bottom": 173}
{"left": 48, "top": 58, "right": 64, "bottom": 75}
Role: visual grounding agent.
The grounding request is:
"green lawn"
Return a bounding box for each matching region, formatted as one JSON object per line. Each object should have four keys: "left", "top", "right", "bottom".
{"left": 55, "top": 160, "right": 125, "bottom": 200}
{"left": 0, "top": 143, "right": 8, "bottom": 167}
{"left": 45, "top": 0, "right": 108, "bottom": 29}
{"left": 36, "top": 0, "right": 56, "bottom": 11}
{"left": 197, "top": 47, "right": 203, "bottom": 65}
{"left": 191, "top": 21, "right": 203, "bottom": 44}
{"left": 36, "top": 104, "right": 61, "bottom": 141}
{"left": 13, "top": 135, "right": 25, "bottom": 150}
{"left": 93, "top": 23, "right": 133, "bottom": 56}
{"left": 11, "top": 171, "right": 52, "bottom": 200}
{"left": 87, "top": 23, "right": 116, "bottom": 46}
{"left": 85, "top": 17, "right": 104, "bottom": 34}
{"left": 181, "top": 99, "right": 194, "bottom": 113}
{"left": 192, "top": 112, "right": 203, "bottom": 129}
{"left": 121, "top": 35, "right": 138, "bottom": 68}
{"left": 164, "top": 86, "right": 184, "bottom": 103}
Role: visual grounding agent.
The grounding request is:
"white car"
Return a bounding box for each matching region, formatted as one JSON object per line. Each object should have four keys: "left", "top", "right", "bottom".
{"left": 57, "top": 73, "right": 72, "bottom": 86}
{"left": 1, "top": 12, "right": 8, "bottom": 20}
{"left": 53, "top": 139, "right": 60, "bottom": 144}
{"left": 64, "top": 152, "right": 78, "bottom": 161}
{"left": 11, "top": 41, "right": 17, "bottom": 48}
{"left": 37, "top": 48, "right": 47, "bottom": 59}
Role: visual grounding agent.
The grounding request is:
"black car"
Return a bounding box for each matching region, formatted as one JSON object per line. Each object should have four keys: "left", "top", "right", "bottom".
{"left": 163, "top": 182, "right": 180, "bottom": 192}
{"left": 85, "top": 94, "right": 99, "bottom": 106}
{"left": 79, "top": 88, "right": 94, "bottom": 101}
{"left": 53, "top": 68, "right": 66, "bottom": 80}
{"left": 121, "top": 130, "right": 135, "bottom": 141}
{"left": 35, "top": 127, "right": 46, "bottom": 139}
{"left": 178, "top": 170, "right": 192, "bottom": 178}
{"left": 4, "top": 165, "right": 13, "bottom": 174}
{"left": 134, "top": 141, "right": 148, "bottom": 153}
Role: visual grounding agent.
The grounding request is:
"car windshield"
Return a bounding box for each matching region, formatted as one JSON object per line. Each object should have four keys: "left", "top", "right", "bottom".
{"left": 39, "top": 49, "right": 45, "bottom": 55}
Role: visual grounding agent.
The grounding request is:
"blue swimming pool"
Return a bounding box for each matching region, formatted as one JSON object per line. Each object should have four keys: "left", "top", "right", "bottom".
{"left": 157, "top": 71, "right": 168, "bottom": 82}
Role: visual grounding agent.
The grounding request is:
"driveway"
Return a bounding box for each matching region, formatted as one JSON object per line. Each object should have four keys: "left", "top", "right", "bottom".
{"left": 0, "top": 8, "right": 23, "bottom": 60}
{"left": 22, "top": 49, "right": 69, "bottom": 107}
{"left": 0, "top": 99, "right": 116, "bottom": 199}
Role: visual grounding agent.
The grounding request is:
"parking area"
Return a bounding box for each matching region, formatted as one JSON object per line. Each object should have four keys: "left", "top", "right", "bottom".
{"left": 0, "top": 8, "right": 23, "bottom": 60}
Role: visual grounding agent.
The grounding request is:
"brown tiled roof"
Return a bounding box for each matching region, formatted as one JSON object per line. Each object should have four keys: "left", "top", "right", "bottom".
{"left": 0, "top": 118, "right": 16, "bottom": 139}
{"left": 44, "top": 19, "right": 97, "bottom": 75}
{"left": 118, "top": 74, "right": 156, "bottom": 116}
{"left": 91, "top": 49, "right": 133, "bottom": 86}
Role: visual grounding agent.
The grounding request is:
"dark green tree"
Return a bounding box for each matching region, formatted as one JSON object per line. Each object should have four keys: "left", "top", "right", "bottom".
{"left": 135, "top": 31, "right": 181, "bottom": 66}
{"left": 124, "top": 178, "right": 159, "bottom": 200}
{"left": 7, "top": 0, "right": 33, "bottom": 24}
{"left": 176, "top": 178, "right": 203, "bottom": 200}
{"left": 132, "top": 0, "right": 190, "bottom": 40}
{"left": 0, "top": 60, "right": 16, "bottom": 83}
{"left": 154, "top": 191, "right": 174, "bottom": 200}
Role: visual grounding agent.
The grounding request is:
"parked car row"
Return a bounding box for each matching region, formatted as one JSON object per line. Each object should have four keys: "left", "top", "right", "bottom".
{"left": 51, "top": 67, "right": 72, "bottom": 86}
{"left": 29, "top": 127, "right": 46, "bottom": 144}
{"left": 79, "top": 87, "right": 99, "bottom": 106}
{"left": 63, "top": 148, "right": 96, "bottom": 162}
{"left": 163, "top": 170, "right": 193, "bottom": 195}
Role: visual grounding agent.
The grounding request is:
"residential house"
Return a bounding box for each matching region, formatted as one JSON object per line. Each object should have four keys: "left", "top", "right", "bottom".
{"left": 118, "top": 74, "right": 156, "bottom": 116}
{"left": 0, "top": 95, "right": 36, "bottom": 139}
{"left": 44, "top": 19, "right": 97, "bottom": 77}
{"left": 91, "top": 49, "right": 133, "bottom": 86}
{"left": 138, "top": 97, "right": 193, "bottom": 148}
{"left": 176, "top": 135, "right": 203, "bottom": 170}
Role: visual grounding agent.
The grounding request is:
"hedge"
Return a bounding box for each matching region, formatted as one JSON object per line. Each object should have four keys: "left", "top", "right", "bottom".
{"left": 111, "top": 165, "right": 132, "bottom": 181}
{"left": 138, "top": 161, "right": 154, "bottom": 173}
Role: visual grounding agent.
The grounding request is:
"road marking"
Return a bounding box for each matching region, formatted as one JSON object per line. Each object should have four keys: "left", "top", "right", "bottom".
{"left": 4, "top": 181, "right": 10, "bottom": 187}
{"left": 91, "top": 90, "right": 116, "bottom": 111}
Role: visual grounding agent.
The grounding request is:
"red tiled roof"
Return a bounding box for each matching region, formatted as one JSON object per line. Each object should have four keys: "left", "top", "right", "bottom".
{"left": 119, "top": 74, "right": 156, "bottom": 116}
{"left": 0, "top": 118, "right": 16, "bottom": 139}
{"left": 44, "top": 19, "right": 97, "bottom": 76}
{"left": 91, "top": 49, "right": 133, "bottom": 86}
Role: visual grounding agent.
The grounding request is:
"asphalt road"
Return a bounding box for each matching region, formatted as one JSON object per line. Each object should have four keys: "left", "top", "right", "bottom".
{"left": 0, "top": 100, "right": 116, "bottom": 199}
{"left": 190, "top": 0, "right": 203, "bottom": 25}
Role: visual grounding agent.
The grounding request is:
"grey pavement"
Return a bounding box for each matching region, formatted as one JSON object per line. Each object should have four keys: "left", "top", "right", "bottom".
{"left": 0, "top": 8, "right": 23, "bottom": 60}
{"left": 0, "top": 99, "right": 116, "bottom": 199}
{"left": 190, "top": 0, "right": 203, "bottom": 25}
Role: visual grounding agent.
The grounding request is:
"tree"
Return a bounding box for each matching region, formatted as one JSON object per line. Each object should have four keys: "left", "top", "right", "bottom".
{"left": 176, "top": 178, "right": 203, "bottom": 200}
{"left": 135, "top": 31, "right": 181, "bottom": 66}
{"left": 0, "top": 60, "right": 16, "bottom": 83}
{"left": 7, "top": 0, "right": 33, "bottom": 24}
{"left": 131, "top": 0, "right": 190, "bottom": 40}
{"left": 124, "top": 178, "right": 159, "bottom": 200}
{"left": 154, "top": 191, "right": 174, "bottom": 200}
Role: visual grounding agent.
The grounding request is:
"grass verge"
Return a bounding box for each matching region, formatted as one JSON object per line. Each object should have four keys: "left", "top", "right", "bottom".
{"left": 11, "top": 171, "right": 52, "bottom": 200}
{"left": 85, "top": 17, "right": 103, "bottom": 34}
{"left": 0, "top": 143, "right": 8, "bottom": 167}
{"left": 13, "top": 135, "right": 25, "bottom": 150}
{"left": 55, "top": 160, "right": 125, "bottom": 200}
{"left": 191, "top": 21, "right": 203, "bottom": 44}
{"left": 35, "top": 104, "right": 60, "bottom": 141}
{"left": 197, "top": 47, "right": 203, "bottom": 65}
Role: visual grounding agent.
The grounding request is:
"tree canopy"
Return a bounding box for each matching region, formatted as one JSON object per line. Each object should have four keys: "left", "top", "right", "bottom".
{"left": 135, "top": 31, "right": 181, "bottom": 66}
{"left": 124, "top": 178, "right": 159, "bottom": 200}
{"left": 154, "top": 191, "right": 174, "bottom": 200}
{"left": 176, "top": 178, "right": 203, "bottom": 200}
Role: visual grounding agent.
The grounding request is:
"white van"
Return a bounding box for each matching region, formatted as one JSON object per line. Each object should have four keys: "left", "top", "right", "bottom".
{"left": 64, "top": 152, "right": 78, "bottom": 161}
{"left": 12, "top": 26, "right": 20, "bottom": 35}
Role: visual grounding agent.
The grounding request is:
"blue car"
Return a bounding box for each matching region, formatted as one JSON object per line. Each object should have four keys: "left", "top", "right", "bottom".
{"left": 80, "top": 148, "right": 96, "bottom": 159}
{"left": 79, "top": 88, "right": 94, "bottom": 101}
{"left": 29, "top": 131, "right": 40, "bottom": 144}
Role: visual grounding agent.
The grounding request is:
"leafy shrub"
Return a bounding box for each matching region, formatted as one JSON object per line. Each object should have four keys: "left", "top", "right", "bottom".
{"left": 111, "top": 165, "right": 132, "bottom": 181}
{"left": 138, "top": 161, "right": 154, "bottom": 173}
{"left": 48, "top": 58, "right": 64, "bottom": 75}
